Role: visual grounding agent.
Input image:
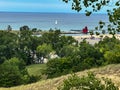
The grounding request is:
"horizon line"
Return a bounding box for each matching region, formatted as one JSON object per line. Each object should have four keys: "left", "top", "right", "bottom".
{"left": 0, "top": 11, "right": 107, "bottom": 14}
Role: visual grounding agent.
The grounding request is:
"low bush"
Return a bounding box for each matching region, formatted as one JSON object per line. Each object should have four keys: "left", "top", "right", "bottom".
{"left": 58, "top": 72, "right": 119, "bottom": 90}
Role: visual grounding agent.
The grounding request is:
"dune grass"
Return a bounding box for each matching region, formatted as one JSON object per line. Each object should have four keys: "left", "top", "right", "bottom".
{"left": 0, "top": 64, "right": 120, "bottom": 90}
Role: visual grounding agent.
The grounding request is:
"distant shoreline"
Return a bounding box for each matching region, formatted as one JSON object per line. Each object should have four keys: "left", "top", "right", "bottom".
{"left": 72, "top": 34, "right": 120, "bottom": 45}
{"left": 1, "top": 29, "right": 120, "bottom": 45}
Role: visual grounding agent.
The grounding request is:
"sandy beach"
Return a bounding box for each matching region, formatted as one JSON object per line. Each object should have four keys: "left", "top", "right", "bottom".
{"left": 72, "top": 34, "right": 120, "bottom": 45}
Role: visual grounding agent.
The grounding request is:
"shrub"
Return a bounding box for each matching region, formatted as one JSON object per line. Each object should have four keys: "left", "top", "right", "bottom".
{"left": 0, "top": 57, "right": 31, "bottom": 87}
{"left": 45, "top": 57, "right": 73, "bottom": 78}
{"left": 58, "top": 72, "right": 119, "bottom": 90}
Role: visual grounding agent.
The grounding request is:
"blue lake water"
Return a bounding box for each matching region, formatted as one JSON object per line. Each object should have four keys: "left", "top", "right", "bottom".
{"left": 0, "top": 12, "right": 109, "bottom": 31}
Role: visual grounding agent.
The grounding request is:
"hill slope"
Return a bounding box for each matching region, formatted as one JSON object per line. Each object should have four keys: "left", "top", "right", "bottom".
{"left": 26, "top": 64, "right": 46, "bottom": 76}
{"left": 0, "top": 64, "right": 120, "bottom": 90}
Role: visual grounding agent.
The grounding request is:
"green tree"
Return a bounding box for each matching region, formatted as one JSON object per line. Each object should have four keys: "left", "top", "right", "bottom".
{"left": 45, "top": 57, "right": 72, "bottom": 78}
{"left": 41, "top": 30, "right": 61, "bottom": 45}
{"left": 36, "top": 44, "right": 53, "bottom": 63}
{"left": 95, "top": 36, "right": 120, "bottom": 53}
{"left": 0, "top": 57, "right": 30, "bottom": 87}
{"left": 95, "top": 36, "right": 120, "bottom": 64}
{"left": 41, "top": 30, "right": 78, "bottom": 56}
{"left": 7, "top": 25, "right": 12, "bottom": 31}
{"left": 44, "top": 39, "right": 104, "bottom": 78}
{"left": 79, "top": 40, "right": 103, "bottom": 67}
{"left": 59, "top": 45, "right": 79, "bottom": 57}
{"left": 0, "top": 27, "right": 41, "bottom": 65}
{"left": 20, "top": 25, "right": 30, "bottom": 31}
{"left": 0, "top": 31, "right": 18, "bottom": 64}
{"left": 18, "top": 28, "right": 34, "bottom": 65}
{"left": 56, "top": 35, "right": 78, "bottom": 56}
{"left": 104, "top": 45, "right": 120, "bottom": 64}
{"left": 58, "top": 72, "right": 119, "bottom": 90}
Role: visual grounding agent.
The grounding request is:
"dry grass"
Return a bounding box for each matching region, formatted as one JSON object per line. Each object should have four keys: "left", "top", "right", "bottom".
{"left": 0, "top": 64, "right": 120, "bottom": 90}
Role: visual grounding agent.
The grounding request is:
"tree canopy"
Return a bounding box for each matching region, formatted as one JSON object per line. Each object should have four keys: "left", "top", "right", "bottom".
{"left": 0, "top": 57, "right": 30, "bottom": 87}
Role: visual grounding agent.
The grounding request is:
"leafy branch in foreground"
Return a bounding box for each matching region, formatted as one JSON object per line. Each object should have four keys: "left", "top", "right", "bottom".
{"left": 58, "top": 72, "right": 119, "bottom": 90}
{"left": 62, "top": 0, "right": 120, "bottom": 35}
{"left": 62, "top": 0, "right": 111, "bottom": 15}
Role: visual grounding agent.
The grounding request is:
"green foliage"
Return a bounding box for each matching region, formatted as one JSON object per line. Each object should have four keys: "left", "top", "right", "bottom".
{"left": 95, "top": 36, "right": 120, "bottom": 53}
{"left": 108, "top": 8, "right": 120, "bottom": 26}
{"left": 18, "top": 27, "right": 42, "bottom": 65}
{"left": 20, "top": 25, "right": 30, "bottom": 31}
{"left": 89, "top": 31, "right": 94, "bottom": 37}
{"left": 1, "top": 27, "right": 120, "bottom": 87}
{"left": 0, "top": 31, "right": 18, "bottom": 64}
{"left": 59, "top": 45, "right": 79, "bottom": 57}
{"left": 58, "top": 72, "right": 119, "bottom": 90}
{"left": 45, "top": 57, "right": 73, "bottom": 78}
{"left": 27, "top": 64, "right": 46, "bottom": 76}
{"left": 45, "top": 40, "right": 104, "bottom": 78}
{"left": 95, "top": 32, "right": 100, "bottom": 35}
{"left": 0, "top": 28, "right": 42, "bottom": 65}
{"left": 104, "top": 45, "right": 120, "bottom": 64}
{"left": 18, "top": 29, "right": 33, "bottom": 64}
{"left": 79, "top": 40, "right": 103, "bottom": 67}
{"left": 36, "top": 43, "right": 53, "bottom": 58}
{"left": 44, "top": 40, "right": 103, "bottom": 78}
{"left": 0, "top": 57, "right": 30, "bottom": 87}
{"left": 41, "top": 30, "right": 78, "bottom": 55}
{"left": 102, "top": 30, "right": 106, "bottom": 34}
{"left": 41, "top": 30, "right": 61, "bottom": 46}
{"left": 7, "top": 25, "right": 12, "bottom": 31}
{"left": 95, "top": 37, "right": 120, "bottom": 64}
{"left": 106, "top": 7, "right": 120, "bottom": 35}
{"left": 56, "top": 35, "right": 78, "bottom": 56}
{"left": 63, "top": 0, "right": 110, "bottom": 14}
{"left": 62, "top": 0, "right": 120, "bottom": 35}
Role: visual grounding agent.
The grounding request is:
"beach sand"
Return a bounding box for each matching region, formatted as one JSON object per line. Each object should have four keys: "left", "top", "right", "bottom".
{"left": 72, "top": 34, "right": 120, "bottom": 45}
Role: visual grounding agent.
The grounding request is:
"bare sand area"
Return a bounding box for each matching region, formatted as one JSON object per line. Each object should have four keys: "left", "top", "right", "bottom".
{"left": 72, "top": 34, "right": 120, "bottom": 45}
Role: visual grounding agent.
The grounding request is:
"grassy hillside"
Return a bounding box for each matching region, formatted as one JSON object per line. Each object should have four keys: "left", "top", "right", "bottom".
{"left": 26, "top": 64, "right": 46, "bottom": 76}
{"left": 0, "top": 64, "right": 120, "bottom": 90}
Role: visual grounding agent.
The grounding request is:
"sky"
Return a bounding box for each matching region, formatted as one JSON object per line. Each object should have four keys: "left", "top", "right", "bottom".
{"left": 0, "top": 0, "right": 116, "bottom": 13}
